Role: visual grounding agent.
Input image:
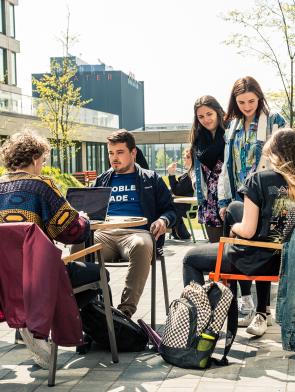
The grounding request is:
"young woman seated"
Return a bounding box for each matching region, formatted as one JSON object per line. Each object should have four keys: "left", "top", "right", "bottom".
{"left": 183, "top": 128, "right": 295, "bottom": 337}
{"left": 167, "top": 148, "right": 194, "bottom": 240}
{"left": 0, "top": 130, "right": 105, "bottom": 368}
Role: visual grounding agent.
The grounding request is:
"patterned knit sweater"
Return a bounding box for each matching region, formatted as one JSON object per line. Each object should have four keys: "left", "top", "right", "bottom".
{"left": 0, "top": 172, "right": 90, "bottom": 244}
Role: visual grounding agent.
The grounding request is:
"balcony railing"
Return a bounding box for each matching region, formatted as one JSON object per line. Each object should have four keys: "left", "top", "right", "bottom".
{"left": 0, "top": 91, "right": 119, "bottom": 129}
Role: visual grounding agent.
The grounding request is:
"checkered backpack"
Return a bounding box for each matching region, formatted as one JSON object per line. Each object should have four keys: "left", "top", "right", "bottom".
{"left": 159, "top": 281, "right": 237, "bottom": 369}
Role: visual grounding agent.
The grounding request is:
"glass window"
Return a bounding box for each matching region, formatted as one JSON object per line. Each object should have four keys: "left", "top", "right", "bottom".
{"left": 0, "top": 0, "right": 5, "bottom": 34}
{"left": 50, "top": 141, "right": 82, "bottom": 173}
{"left": 86, "top": 142, "right": 108, "bottom": 174}
{"left": 8, "top": 3, "right": 15, "bottom": 37}
{"left": 0, "top": 47, "right": 7, "bottom": 84}
{"left": 136, "top": 143, "right": 191, "bottom": 175}
{"left": 10, "top": 51, "right": 16, "bottom": 85}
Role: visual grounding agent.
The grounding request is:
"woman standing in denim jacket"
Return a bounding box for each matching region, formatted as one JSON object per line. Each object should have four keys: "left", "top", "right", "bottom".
{"left": 218, "top": 76, "right": 286, "bottom": 325}
{"left": 189, "top": 95, "right": 225, "bottom": 243}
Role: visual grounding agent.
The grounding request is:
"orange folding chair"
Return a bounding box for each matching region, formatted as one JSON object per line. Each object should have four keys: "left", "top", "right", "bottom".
{"left": 209, "top": 237, "right": 282, "bottom": 285}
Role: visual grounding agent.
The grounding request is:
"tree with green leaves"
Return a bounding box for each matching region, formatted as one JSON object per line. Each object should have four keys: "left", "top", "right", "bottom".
{"left": 33, "top": 12, "right": 91, "bottom": 172}
{"left": 222, "top": 0, "right": 295, "bottom": 126}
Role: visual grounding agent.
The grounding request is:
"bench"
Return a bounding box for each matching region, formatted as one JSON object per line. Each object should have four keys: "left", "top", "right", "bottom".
{"left": 85, "top": 170, "right": 97, "bottom": 186}
{"left": 72, "top": 171, "right": 97, "bottom": 187}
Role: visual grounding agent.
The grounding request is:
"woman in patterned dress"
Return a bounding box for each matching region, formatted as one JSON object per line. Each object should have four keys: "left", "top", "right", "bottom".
{"left": 189, "top": 95, "right": 226, "bottom": 243}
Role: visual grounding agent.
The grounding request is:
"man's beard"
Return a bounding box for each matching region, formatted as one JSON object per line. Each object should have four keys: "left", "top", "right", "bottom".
{"left": 112, "top": 161, "right": 134, "bottom": 173}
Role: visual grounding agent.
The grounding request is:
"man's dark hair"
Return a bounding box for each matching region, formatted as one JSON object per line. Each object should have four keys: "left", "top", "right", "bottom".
{"left": 107, "top": 129, "right": 136, "bottom": 151}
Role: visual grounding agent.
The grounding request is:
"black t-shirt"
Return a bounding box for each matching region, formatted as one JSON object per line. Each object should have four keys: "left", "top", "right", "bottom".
{"left": 226, "top": 170, "right": 295, "bottom": 275}
{"left": 239, "top": 170, "right": 293, "bottom": 242}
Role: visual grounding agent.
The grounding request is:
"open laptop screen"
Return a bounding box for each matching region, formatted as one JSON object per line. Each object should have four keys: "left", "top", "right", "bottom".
{"left": 66, "top": 187, "right": 112, "bottom": 221}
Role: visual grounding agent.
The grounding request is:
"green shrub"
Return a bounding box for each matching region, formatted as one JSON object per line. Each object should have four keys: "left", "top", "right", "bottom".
{"left": 41, "top": 166, "right": 84, "bottom": 195}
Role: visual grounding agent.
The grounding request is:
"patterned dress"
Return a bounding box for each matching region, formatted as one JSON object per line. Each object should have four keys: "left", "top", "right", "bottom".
{"left": 198, "top": 160, "right": 223, "bottom": 227}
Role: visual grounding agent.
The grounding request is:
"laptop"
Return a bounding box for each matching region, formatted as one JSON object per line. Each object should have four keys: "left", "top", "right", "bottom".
{"left": 66, "top": 187, "right": 112, "bottom": 223}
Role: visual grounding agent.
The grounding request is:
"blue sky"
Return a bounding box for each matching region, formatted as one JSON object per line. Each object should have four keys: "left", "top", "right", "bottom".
{"left": 16, "top": 0, "right": 283, "bottom": 124}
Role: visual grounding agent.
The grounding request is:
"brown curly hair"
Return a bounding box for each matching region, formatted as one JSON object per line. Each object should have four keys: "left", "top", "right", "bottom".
{"left": 0, "top": 130, "right": 51, "bottom": 171}
{"left": 263, "top": 128, "right": 295, "bottom": 199}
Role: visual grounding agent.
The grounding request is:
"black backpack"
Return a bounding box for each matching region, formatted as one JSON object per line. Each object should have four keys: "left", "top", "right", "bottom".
{"left": 80, "top": 301, "right": 148, "bottom": 352}
{"left": 159, "top": 281, "right": 237, "bottom": 369}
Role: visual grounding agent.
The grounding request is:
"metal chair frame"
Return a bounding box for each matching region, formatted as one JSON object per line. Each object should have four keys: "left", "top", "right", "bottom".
{"left": 17, "top": 243, "right": 118, "bottom": 387}
{"left": 185, "top": 204, "right": 208, "bottom": 243}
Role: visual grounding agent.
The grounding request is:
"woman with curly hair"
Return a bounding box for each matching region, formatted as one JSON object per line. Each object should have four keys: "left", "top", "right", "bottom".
{"left": 0, "top": 130, "right": 103, "bottom": 369}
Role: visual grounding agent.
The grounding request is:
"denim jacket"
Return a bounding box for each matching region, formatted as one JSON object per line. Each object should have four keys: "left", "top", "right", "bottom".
{"left": 218, "top": 112, "right": 285, "bottom": 208}
{"left": 193, "top": 157, "right": 208, "bottom": 204}
{"left": 276, "top": 229, "right": 295, "bottom": 351}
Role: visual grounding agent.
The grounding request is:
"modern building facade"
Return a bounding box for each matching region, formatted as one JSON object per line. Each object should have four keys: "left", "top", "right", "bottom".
{"left": 0, "top": 3, "right": 189, "bottom": 176}
{"left": 0, "top": 0, "right": 20, "bottom": 94}
{"left": 32, "top": 57, "right": 145, "bottom": 132}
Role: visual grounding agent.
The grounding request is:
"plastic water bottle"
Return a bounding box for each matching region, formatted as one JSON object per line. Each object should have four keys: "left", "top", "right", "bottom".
{"left": 195, "top": 329, "right": 218, "bottom": 368}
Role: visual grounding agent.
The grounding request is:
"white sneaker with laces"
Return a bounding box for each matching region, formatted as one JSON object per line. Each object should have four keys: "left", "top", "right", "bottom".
{"left": 246, "top": 313, "right": 268, "bottom": 336}
{"left": 238, "top": 295, "right": 255, "bottom": 315}
{"left": 238, "top": 310, "right": 255, "bottom": 327}
{"left": 19, "top": 328, "right": 51, "bottom": 369}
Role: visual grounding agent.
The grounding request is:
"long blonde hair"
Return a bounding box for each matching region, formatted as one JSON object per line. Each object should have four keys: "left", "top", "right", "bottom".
{"left": 262, "top": 128, "right": 295, "bottom": 199}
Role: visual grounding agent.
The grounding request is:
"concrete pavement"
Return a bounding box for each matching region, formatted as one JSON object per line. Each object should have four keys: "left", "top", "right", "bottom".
{"left": 0, "top": 232, "right": 294, "bottom": 391}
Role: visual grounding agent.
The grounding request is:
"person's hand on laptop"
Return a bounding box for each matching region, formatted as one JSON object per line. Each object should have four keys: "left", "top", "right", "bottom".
{"left": 150, "top": 218, "right": 167, "bottom": 240}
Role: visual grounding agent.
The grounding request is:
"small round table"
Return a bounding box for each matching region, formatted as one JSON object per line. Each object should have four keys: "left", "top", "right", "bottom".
{"left": 90, "top": 216, "right": 148, "bottom": 231}
{"left": 173, "top": 196, "right": 197, "bottom": 205}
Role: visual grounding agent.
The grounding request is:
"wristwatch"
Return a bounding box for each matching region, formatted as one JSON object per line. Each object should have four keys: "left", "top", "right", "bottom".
{"left": 160, "top": 216, "right": 169, "bottom": 227}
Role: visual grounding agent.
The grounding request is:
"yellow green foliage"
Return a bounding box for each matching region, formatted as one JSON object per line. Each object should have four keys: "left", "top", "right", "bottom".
{"left": 41, "top": 166, "right": 84, "bottom": 195}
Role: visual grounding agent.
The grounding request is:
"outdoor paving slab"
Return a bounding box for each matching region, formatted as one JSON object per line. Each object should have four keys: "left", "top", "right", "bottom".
{"left": 160, "top": 376, "right": 202, "bottom": 388}
{"left": 0, "top": 235, "right": 294, "bottom": 391}
{"left": 158, "top": 388, "right": 196, "bottom": 392}
{"left": 237, "top": 369, "right": 288, "bottom": 385}
{"left": 81, "top": 369, "right": 122, "bottom": 381}
{"left": 107, "top": 380, "right": 162, "bottom": 392}
{"left": 234, "top": 387, "right": 286, "bottom": 392}
{"left": 196, "top": 382, "right": 236, "bottom": 391}
{"left": 71, "top": 380, "right": 114, "bottom": 392}
{"left": 118, "top": 367, "right": 169, "bottom": 382}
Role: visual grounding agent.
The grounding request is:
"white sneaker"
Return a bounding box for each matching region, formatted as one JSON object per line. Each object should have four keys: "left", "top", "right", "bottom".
{"left": 20, "top": 328, "right": 51, "bottom": 369}
{"left": 267, "top": 313, "right": 273, "bottom": 326}
{"left": 246, "top": 313, "right": 267, "bottom": 336}
{"left": 238, "top": 310, "right": 255, "bottom": 327}
{"left": 238, "top": 295, "right": 255, "bottom": 315}
{"left": 32, "top": 354, "right": 50, "bottom": 370}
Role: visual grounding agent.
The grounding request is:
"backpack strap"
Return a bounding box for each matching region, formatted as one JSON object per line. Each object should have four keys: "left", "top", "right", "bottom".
{"left": 204, "top": 282, "right": 238, "bottom": 366}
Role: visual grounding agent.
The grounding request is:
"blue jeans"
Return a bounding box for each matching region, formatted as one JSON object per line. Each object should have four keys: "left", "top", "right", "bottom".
{"left": 276, "top": 230, "right": 295, "bottom": 350}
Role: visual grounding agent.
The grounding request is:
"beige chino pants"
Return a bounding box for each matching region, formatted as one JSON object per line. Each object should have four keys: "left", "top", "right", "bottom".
{"left": 93, "top": 229, "right": 153, "bottom": 316}
{"left": 72, "top": 229, "right": 154, "bottom": 316}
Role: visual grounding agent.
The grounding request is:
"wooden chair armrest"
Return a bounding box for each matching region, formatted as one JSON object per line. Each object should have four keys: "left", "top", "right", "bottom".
{"left": 62, "top": 243, "right": 103, "bottom": 265}
{"left": 219, "top": 236, "right": 283, "bottom": 250}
